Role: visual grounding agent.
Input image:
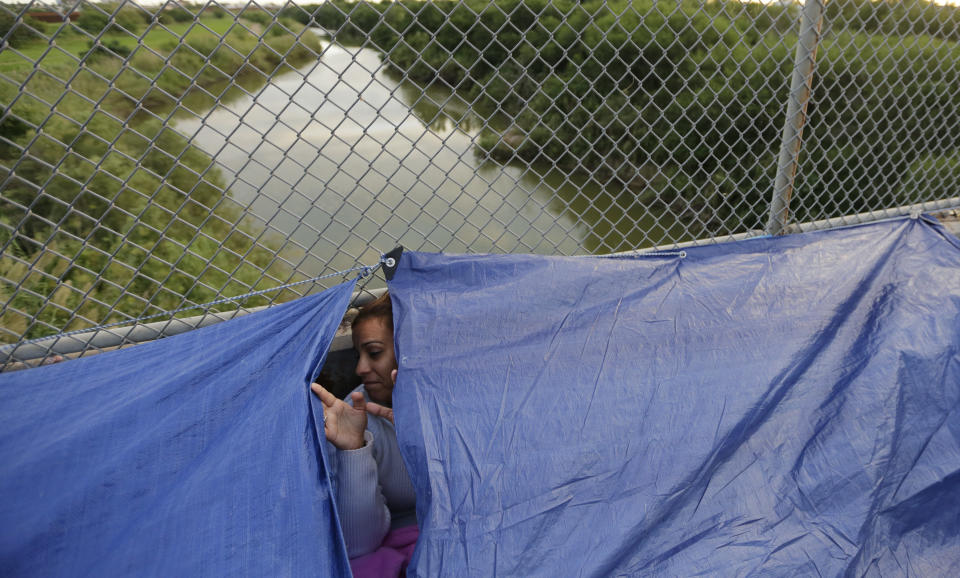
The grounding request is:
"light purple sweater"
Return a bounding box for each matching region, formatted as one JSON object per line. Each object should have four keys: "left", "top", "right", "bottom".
{"left": 335, "top": 385, "right": 417, "bottom": 558}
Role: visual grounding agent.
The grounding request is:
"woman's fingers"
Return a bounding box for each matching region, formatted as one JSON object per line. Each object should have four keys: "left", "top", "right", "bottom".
{"left": 308, "top": 382, "right": 399, "bottom": 446}
{"left": 309, "top": 385, "right": 367, "bottom": 450}
{"left": 310, "top": 383, "right": 337, "bottom": 407}
{"left": 366, "top": 402, "right": 394, "bottom": 424}
{"left": 350, "top": 391, "right": 366, "bottom": 412}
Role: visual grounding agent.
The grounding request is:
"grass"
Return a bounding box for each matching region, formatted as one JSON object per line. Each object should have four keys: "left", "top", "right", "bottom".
{"left": 0, "top": 16, "right": 275, "bottom": 78}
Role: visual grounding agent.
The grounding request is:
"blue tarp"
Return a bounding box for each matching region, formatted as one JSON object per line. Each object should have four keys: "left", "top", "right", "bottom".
{"left": 2, "top": 216, "right": 959, "bottom": 577}
{"left": 0, "top": 281, "right": 355, "bottom": 577}
{"left": 389, "top": 216, "right": 960, "bottom": 576}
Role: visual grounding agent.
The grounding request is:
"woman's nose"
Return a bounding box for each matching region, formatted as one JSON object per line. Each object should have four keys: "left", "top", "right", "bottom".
{"left": 355, "top": 357, "right": 369, "bottom": 377}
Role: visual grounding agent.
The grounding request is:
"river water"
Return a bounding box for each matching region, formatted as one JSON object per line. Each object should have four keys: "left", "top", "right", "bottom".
{"left": 174, "top": 35, "right": 687, "bottom": 274}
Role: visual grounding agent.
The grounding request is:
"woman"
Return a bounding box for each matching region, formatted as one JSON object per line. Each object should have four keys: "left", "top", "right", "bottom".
{"left": 311, "top": 292, "right": 417, "bottom": 569}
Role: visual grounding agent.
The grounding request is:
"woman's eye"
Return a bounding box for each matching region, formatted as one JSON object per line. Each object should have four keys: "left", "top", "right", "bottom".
{"left": 368, "top": 350, "right": 382, "bottom": 358}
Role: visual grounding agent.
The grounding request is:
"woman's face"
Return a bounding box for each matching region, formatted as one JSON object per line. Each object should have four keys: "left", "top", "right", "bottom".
{"left": 353, "top": 316, "right": 397, "bottom": 406}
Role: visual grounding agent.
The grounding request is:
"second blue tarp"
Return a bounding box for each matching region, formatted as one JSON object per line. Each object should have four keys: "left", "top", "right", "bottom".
{"left": 389, "top": 216, "right": 960, "bottom": 576}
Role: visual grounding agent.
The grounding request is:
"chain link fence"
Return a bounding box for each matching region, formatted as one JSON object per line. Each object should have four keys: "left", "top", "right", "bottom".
{"left": 2, "top": 0, "right": 959, "bottom": 367}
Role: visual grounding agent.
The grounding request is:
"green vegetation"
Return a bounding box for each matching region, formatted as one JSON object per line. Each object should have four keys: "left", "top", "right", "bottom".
{"left": 311, "top": 0, "right": 960, "bottom": 232}
{"left": 0, "top": 3, "right": 323, "bottom": 342}
{"left": 0, "top": 8, "right": 50, "bottom": 48}
{"left": 4, "top": 0, "right": 959, "bottom": 341}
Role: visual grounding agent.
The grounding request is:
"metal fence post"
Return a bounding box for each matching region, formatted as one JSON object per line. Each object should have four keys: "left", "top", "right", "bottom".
{"left": 766, "top": 0, "right": 827, "bottom": 236}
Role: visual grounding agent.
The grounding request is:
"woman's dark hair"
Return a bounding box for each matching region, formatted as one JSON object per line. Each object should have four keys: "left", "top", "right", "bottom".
{"left": 352, "top": 291, "right": 392, "bottom": 331}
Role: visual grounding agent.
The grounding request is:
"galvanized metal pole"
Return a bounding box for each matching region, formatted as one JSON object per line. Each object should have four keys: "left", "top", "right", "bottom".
{"left": 766, "top": 0, "right": 827, "bottom": 236}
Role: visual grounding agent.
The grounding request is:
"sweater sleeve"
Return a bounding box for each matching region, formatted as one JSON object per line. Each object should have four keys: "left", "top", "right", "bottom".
{"left": 335, "top": 430, "right": 391, "bottom": 558}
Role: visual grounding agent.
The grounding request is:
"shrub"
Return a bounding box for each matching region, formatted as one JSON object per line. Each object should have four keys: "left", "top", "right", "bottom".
{"left": 159, "top": 5, "right": 194, "bottom": 25}
{"left": 75, "top": 7, "right": 110, "bottom": 34}
{"left": 0, "top": 11, "right": 45, "bottom": 48}
{"left": 82, "top": 38, "right": 132, "bottom": 61}
{"left": 111, "top": 4, "right": 150, "bottom": 34}
{"left": 240, "top": 10, "right": 273, "bottom": 27}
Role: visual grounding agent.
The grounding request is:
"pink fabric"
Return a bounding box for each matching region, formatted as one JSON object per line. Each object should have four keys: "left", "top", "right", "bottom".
{"left": 349, "top": 526, "right": 419, "bottom": 578}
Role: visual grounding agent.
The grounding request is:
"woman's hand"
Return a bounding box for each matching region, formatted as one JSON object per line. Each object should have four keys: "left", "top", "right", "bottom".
{"left": 311, "top": 383, "right": 367, "bottom": 450}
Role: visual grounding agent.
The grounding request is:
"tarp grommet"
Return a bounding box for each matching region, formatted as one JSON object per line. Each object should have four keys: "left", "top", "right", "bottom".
{"left": 382, "top": 246, "right": 404, "bottom": 281}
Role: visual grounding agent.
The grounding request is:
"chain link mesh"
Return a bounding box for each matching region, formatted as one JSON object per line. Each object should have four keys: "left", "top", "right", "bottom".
{"left": 2, "top": 0, "right": 959, "bottom": 365}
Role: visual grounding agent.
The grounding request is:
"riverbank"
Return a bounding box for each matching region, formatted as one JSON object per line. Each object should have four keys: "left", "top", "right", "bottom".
{"left": 0, "top": 13, "right": 323, "bottom": 342}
